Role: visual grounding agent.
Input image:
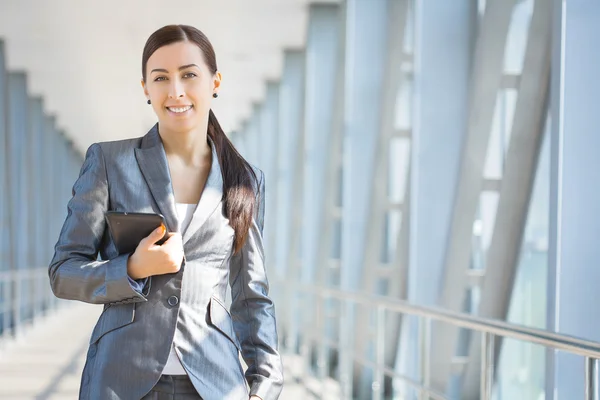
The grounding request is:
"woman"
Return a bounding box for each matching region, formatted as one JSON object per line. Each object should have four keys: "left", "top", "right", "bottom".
{"left": 49, "top": 24, "right": 283, "bottom": 400}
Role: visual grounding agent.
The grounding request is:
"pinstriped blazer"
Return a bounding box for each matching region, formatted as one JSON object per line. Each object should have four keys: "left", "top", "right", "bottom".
{"left": 48, "top": 124, "right": 283, "bottom": 400}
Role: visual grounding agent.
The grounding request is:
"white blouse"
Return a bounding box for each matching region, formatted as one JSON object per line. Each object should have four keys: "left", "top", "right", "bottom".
{"left": 162, "top": 202, "right": 196, "bottom": 375}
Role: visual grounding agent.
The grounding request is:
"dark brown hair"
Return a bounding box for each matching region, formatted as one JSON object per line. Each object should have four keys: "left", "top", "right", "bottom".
{"left": 142, "top": 24, "right": 259, "bottom": 254}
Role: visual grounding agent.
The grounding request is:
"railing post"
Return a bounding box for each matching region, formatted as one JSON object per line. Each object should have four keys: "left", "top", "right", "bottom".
{"left": 480, "top": 332, "right": 494, "bottom": 400}
{"left": 286, "top": 283, "right": 297, "bottom": 354}
{"left": 420, "top": 317, "right": 432, "bottom": 400}
{"left": 300, "top": 292, "right": 311, "bottom": 384}
{"left": 1, "top": 273, "right": 8, "bottom": 342}
{"left": 316, "top": 293, "right": 328, "bottom": 396}
{"left": 585, "top": 357, "right": 597, "bottom": 400}
{"left": 29, "top": 268, "right": 35, "bottom": 323}
{"left": 340, "top": 300, "right": 354, "bottom": 400}
{"left": 11, "top": 269, "right": 18, "bottom": 338}
{"left": 46, "top": 272, "right": 53, "bottom": 316}
{"left": 372, "top": 305, "right": 385, "bottom": 400}
{"left": 35, "top": 268, "right": 41, "bottom": 321}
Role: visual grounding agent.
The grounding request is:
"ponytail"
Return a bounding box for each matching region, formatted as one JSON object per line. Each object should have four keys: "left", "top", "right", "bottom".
{"left": 207, "top": 109, "right": 259, "bottom": 254}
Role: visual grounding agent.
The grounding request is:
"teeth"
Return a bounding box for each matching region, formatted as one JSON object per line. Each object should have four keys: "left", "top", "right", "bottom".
{"left": 168, "top": 106, "right": 192, "bottom": 113}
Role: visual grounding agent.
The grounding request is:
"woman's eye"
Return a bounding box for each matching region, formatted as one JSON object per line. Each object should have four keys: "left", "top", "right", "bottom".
{"left": 154, "top": 76, "right": 167, "bottom": 82}
{"left": 183, "top": 72, "right": 197, "bottom": 79}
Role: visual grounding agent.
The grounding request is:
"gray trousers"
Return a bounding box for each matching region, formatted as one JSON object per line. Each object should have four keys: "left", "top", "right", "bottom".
{"left": 140, "top": 375, "right": 202, "bottom": 400}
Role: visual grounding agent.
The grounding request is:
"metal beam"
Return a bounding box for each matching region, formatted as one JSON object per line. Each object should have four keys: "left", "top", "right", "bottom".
{"left": 361, "top": 0, "right": 409, "bottom": 297}
{"left": 547, "top": 1, "right": 600, "bottom": 398}
{"left": 301, "top": 3, "right": 342, "bottom": 285}
{"left": 340, "top": 0, "right": 389, "bottom": 397}
{"left": 0, "top": 41, "right": 8, "bottom": 337}
{"left": 260, "top": 81, "right": 280, "bottom": 281}
{"left": 27, "top": 97, "right": 44, "bottom": 321}
{"left": 40, "top": 115, "right": 51, "bottom": 274}
{"left": 45, "top": 115, "right": 58, "bottom": 253}
{"left": 29, "top": 98, "right": 44, "bottom": 269}
{"left": 6, "top": 72, "right": 30, "bottom": 335}
{"left": 461, "top": 0, "right": 553, "bottom": 397}
{"left": 298, "top": 3, "right": 344, "bottom": 391}
{"left": 276, "top": 49, "right": 306, "bottom": 352}
{"left": 244, "top": 103, "right": 261, "bottom": 166}
{"left": 430, "top": 0, "right": 516, "bottom": 393}
{"left": 396, "top": 0, "right": 477, "bottom": 396}
{"left": 340, "top": 0, "right": 388, "bottom": 288}
{"left": 355, "top": 1, "right": 410, "bottom": 397}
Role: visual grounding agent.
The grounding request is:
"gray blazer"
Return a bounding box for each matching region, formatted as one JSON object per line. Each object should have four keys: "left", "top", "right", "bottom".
{"left": 49, "top": 125, "right": 283, "bottom": 400}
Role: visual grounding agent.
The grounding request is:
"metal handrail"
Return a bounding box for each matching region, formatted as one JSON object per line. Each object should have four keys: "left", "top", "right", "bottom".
{"left": 299, "top": 284, "right": 600, "bottom": 357}
{"left": 0, "top": 266, "right": 61, "bottom": 345}
{"left": 288, "top": 283, "right": 599, "bottom": 400}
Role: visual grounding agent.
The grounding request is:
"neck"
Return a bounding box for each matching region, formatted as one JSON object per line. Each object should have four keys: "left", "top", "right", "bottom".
{"left": 158, "top": 118, "right": 211, "bottom": 167}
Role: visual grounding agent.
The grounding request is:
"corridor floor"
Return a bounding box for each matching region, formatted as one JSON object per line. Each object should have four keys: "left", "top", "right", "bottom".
{"left": 0, "top": 303, "right": 314, "bottom": 399}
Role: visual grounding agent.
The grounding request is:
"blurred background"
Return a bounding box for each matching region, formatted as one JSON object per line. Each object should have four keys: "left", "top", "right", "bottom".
{"left": 0, "top": 0, "right": 599, "bottom": 399}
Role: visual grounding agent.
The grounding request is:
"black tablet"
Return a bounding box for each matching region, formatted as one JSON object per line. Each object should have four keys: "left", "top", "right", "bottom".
{"left": 105, "top": 211, "right": 168, "bottom": 255}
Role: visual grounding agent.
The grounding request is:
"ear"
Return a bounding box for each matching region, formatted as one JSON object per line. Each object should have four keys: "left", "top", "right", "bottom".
{"left": 213, "top": 72, "right": 222, "bottom": 91}
{"left": 141, "top": 78, "right": 150, "bottom": 99}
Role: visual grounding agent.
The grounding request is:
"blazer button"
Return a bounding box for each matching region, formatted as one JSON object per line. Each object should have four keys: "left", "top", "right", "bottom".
{"left": 167, "top": 296, "right": 179, "bottom": 306}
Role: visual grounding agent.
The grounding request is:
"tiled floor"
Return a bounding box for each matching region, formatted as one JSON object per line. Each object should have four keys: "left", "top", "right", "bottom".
{"left": 0, "top": 303, "right": 316, "bottom": 399}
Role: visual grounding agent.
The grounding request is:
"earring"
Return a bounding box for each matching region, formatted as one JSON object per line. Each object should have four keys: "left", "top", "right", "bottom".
{"left": 212, "top": 93, "right": 218, "bottom": 98}
{"left": 147, "top": 99, "right": 151, "bottom": 105}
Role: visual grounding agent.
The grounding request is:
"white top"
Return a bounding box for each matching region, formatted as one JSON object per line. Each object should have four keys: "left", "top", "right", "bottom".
{"left": 162, "top": 202, "right": 196, "bottom": 375}
{"left": 175, "top": 202, "right": 196, "bottom": 233}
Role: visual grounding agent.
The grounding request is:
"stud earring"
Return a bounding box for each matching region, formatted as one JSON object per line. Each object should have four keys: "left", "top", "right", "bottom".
{"left": 212, "top": 93, "right": 218, "bottom": 98}
{"left": 147, "top": 99, "right": 151, "bottom": 105}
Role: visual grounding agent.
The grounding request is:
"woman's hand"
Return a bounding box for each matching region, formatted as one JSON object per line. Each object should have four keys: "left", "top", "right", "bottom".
{"left": 127, "top": 224, "right": 184, "bottom": 279}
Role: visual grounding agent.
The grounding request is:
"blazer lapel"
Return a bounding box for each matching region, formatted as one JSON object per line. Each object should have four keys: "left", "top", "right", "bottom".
{"left": 134, "top": 124, "right": 180, "bottom": 233}
{"left": 183, "top": 136, "right": 223, "bottom": 245}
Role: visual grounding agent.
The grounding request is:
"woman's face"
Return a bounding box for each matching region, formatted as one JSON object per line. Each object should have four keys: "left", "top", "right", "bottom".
{"left": 142, "top": 41, "right": 221, "bottom": 134}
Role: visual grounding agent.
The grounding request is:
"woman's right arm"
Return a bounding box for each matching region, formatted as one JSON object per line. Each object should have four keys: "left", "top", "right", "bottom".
{"left": 48, "top": 143, "right": 150, "bottom": 305}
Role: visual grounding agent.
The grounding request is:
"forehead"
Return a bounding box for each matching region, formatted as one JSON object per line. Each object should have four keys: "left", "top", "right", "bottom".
{"left": 147, "top": 41, "right": 207, "bottom": 71}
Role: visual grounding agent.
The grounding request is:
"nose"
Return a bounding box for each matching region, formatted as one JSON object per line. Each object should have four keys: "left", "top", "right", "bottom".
{"left": 168, "top": 78, "right": 185, "bottom": 99}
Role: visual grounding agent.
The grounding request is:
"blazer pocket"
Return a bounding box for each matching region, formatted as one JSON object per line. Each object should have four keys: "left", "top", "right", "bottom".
{"left": 208, "top": 296, "right": 240, "bottom": 351}
{"left": 90, "top": 303, "right": 135, "bottom": 345}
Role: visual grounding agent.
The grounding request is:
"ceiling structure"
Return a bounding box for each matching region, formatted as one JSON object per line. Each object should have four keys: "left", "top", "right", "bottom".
{"left": 0, "top": 0, "right": 335, "bottom": 153}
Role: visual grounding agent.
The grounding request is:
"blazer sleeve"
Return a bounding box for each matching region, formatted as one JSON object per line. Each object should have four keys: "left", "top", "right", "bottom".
{"left": 48, "top": 143, "right": 150, "bottom": 305}
{"left": 229, "top": 170, "right": 284, "bottom": 400}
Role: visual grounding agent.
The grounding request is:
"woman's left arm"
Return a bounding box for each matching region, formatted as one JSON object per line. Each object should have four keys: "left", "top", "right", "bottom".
{"left": 229, "top": 170, "right": 284, "bottom": 400}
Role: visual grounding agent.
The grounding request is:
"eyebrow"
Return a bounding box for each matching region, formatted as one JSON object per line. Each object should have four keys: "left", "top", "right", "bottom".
{"left": 150, "top": 64, "right": 199, "bottom": 74}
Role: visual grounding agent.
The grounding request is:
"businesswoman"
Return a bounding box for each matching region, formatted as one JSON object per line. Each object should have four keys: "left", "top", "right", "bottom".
{"left": 48, "top": 24, "right": 283, "bottom": 400}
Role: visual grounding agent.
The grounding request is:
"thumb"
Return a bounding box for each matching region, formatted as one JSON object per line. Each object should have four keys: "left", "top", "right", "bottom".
{"left": 143, "top": 224, "right": 166, "bottom": 246}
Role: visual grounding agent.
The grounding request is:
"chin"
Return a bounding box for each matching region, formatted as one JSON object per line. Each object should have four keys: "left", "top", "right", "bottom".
{"left": 162, "top": 119, "right": 198, "bottom": 134}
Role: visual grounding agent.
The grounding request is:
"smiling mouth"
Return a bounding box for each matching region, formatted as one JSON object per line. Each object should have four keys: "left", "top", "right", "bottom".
{"left": 166, "top": 105, "right": 193, "bottom": 114}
